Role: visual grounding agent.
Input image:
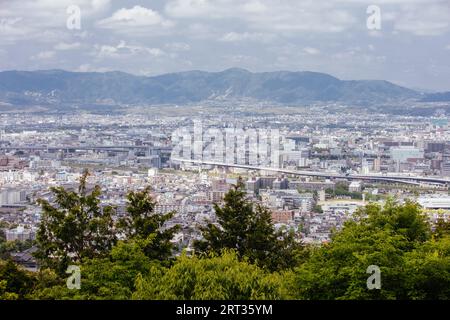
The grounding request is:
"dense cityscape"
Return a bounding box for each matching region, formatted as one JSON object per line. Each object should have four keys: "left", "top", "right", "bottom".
{"left": 1, "top": 103, "right": 450, "bottom": 271}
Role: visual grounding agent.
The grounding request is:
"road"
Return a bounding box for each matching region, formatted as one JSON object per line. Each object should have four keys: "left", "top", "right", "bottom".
{"left": 172, "top": 158, "right": 450, "bottom": 186}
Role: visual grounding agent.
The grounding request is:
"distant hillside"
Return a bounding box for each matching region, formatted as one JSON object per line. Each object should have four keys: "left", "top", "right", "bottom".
{"left": 0, "top": 68, "right": 420, "bottom": 107}
{"left": 422, "top": 91, "right": 450, "bottom": 102}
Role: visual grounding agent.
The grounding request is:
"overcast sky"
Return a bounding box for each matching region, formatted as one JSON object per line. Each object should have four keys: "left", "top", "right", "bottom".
{"left": 0, "top": 0, "right": 449, "bottom": 91}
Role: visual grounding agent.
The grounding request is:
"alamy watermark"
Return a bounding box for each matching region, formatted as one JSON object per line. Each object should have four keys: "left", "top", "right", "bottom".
{"left": 367, "top": 5, "right": 382, "bottom": 30}
{"left": 170, "top": 120, "right": 283, "bottom": 168}
{"left": 66, "top": 5, "right": 81, "bottom": 30}
{"left": 366, "top": 265, "right": 381, "bottom": 290}
{"left": 66, "top": 265, "right": 81, "bottom": 290}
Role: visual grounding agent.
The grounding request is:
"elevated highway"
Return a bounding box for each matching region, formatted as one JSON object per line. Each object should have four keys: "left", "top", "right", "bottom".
{"left": 172, "top": 158, "right": 450, "bottom": 187}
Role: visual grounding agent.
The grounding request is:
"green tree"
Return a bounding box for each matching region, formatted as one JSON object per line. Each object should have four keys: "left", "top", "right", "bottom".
{"left": 403, "top": 235, "right": 450, "bottom": 299}
{"left": 31, "top": 186, "right": 180, "bottom": 300}
{"left": 117, "top": 187, "right": 179, "bottom": 262}
{"left": 359, "top": 200, "right": 430, "bottom": 247}
{"left": 0, "top": 239, "right": 35, "bottom": 260}
{"left": 313, "top": 204, "right": 323, "bottom": 213}
{"left": 30, "top": 241, "right": 157, "bottom": 300}
{"left": 195, "top": 179, "right": 302, "bottom": 271}
{"left": 35, "top": 170, "right": 117, "bottom": 274}
{"left": 132, "top": 250, "right": 288, "bottom": 300}
{"left": 0, "top": 227, "right": 6, "bottom": 243}
{"left": 0, "top": 279, "right": 19, "bottom": 300}
{"left": 433, "top": 218, "right": 450, "bottom": 240}
{"left": 291, "top": 201, "right": 433, "bottom": 300}
{"left": 0, "top": 259, "right": 35, "bottom": 299}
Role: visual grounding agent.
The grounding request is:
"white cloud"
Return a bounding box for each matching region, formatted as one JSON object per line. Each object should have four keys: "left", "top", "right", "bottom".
{"left": 303, "top": 47, "right": 320, "bottom": 55}
{"left": 166, "top": 0, "right": 450, "bottom": 36}
{"left": 0, "top": 17, "right": 29, "bottom": 41}
{"left": 31, "top": 51, "right": 56, "bottom": 60}
{"left": 219, "top": 32, "right": 273, "bottom": 43}
{"left": 0, "top": 17, "right": 23, "bottom": 32}
{"left": 227, "top": 54, "right": 259, "bottom": 64}
{"left": 98, "top": 5, "right": 173, "bottom": 29}
{"left": 94, "top": 41, "right": 165, "bottom": 59}
{"left": 91, "top": 0, "right": 111, "bottom": 11}
{"left": 2, "top": 0, "right": 110, "bottom": 23}
{"left": 165, "top": 0, "right": 212, "bottom": 18}
{"left": 391, "top": 2, "right": 450, "bottom": 36}
{"left": 54, "top": 42, "right": 81, "bottom": 50}
{"left": 166, "top": 0, "right": 358, "bottom": 33}
{"left": 0, "top": 0, "right": 110, "bottom": 43}
{"left": 75, "top": 63, "right": 111, "bottom": 72}
{"left": 0, "top": 49, "right": 7, "bottom": 60}
{"left": 165, "top": 42, "right": 191, "bottom": 52}
{"left": 165, "top": 0, "right": 266, "bottom": 19}
{"left": 241, "top": 1, "right": 268, "bottom": 14}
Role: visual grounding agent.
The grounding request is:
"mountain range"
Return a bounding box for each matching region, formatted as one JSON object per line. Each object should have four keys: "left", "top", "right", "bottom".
{"left": 0, "top": 68, "right": 446, "bottom": 107}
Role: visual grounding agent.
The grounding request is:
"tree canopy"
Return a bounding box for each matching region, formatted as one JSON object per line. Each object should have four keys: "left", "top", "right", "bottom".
{"left": 35, "top": 170, "right": 116, "bottom": 274}
{"left": 117, "top": 187, "right": 179, "bottom": 263}
{"left": 1, "top": 175, "right": 449, "bottom": 300}
{"left": 194, "top": 179, "right": 303, "bottom": 271}
{"left": 290, "top": 200, "right": 447, "bottom": 300}
{"left": 132, "top": 251, "right": 288, "bottom": 300}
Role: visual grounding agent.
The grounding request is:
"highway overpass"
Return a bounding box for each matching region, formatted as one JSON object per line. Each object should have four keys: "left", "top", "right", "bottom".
{"left": 172, "top": 158, "right": 450, "bottom": 187}
{"left": 1, "top": 145, "right": 149, "bottom": 151}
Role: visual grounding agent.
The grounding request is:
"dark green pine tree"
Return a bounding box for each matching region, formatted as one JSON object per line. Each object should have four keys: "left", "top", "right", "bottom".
{"left": 195, "top": 178, "right": 302, "bottom": 271}
{"left": 117, "top": 187, "right": 180, "bottom": 263}
{"left": 35, "top": 170, "right": 117, "bottom": 274}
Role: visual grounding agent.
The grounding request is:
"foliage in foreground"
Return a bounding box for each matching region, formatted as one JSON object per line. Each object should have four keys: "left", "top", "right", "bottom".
{"left": 1, "top": 174, "right": 449, "bottom": 300}
{"left": 133, "top": 251, "right": 288, "bottom": 300}
{"left": 194, "top": 179, "right": 304, "bottom": 271}
{"left": 291, "top": 201, "right": 441, "bottom": 300}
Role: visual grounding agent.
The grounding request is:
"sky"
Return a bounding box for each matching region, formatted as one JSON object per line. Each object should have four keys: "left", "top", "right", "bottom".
{"left": 0, "top": 0, "right": 449, "bottom": 91}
